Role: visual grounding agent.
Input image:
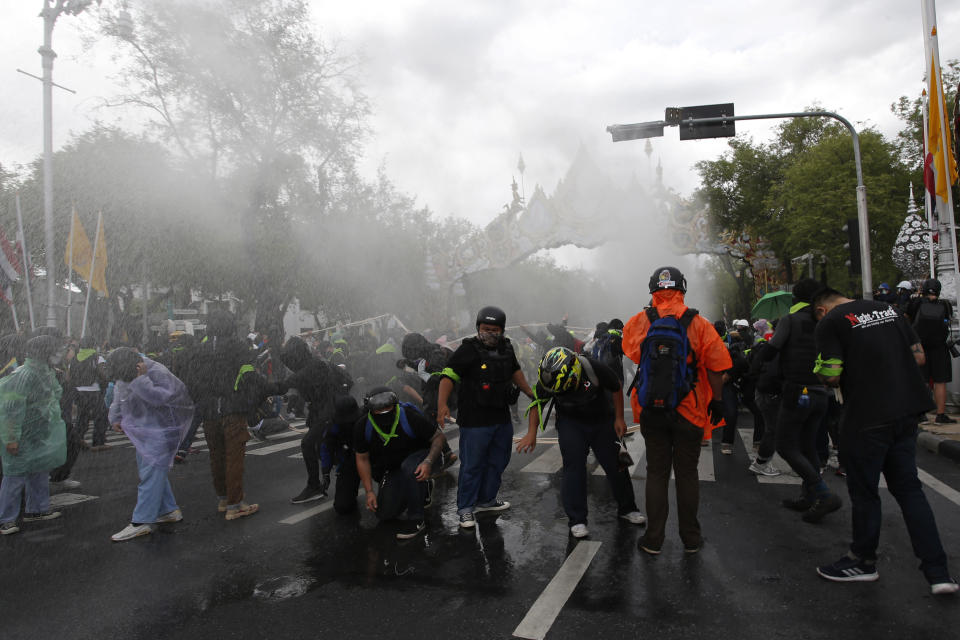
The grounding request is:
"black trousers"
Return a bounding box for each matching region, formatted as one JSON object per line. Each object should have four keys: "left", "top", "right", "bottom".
{"left": 75, "top": 391, "right": 109, "bottom": 447}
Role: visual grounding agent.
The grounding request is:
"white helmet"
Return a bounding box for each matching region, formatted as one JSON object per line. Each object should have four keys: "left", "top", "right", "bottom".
{"left": 897, "top": 280, "right": 913, "bottom": 290}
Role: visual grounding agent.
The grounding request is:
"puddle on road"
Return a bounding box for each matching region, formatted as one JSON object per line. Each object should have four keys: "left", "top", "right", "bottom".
{"left": 252, "top": 575, "right": 315, "bottom": 602}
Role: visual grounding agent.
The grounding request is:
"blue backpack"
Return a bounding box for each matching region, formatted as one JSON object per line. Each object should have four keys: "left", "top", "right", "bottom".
{"left": 632, "top": 307, "right": 699, "bottom": 410}
{"left": 364, "top": 402, "right": 423, "bottom": 443}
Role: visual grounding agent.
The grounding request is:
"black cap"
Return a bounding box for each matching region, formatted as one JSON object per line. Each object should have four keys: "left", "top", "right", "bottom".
{"left": 922, "top": 278, "right": 942, "bottom": 296}
{"left": 476, "top": 305, "right": 506, "bottom": 329}
{"left": 648, "top": 266, "right": 687, "bottom": 293}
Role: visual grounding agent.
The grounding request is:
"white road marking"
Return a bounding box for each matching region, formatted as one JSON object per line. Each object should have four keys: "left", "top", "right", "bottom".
{"left": 918, "top": 468, "right": 960, "bottom": 507}
{"left": 50, "top": 492, "right": 98, "bottom": 508}
{"left": 697, "top": 438, "right": 716, "bottom": 482}
{"left": 512, "top": 540, "right": 602, "bottom": 640}
{"left": 737, "top": 428, "right": 802, "bottom": 485}
{"left": 521, "top": 445, "right": 564, "bottom": 474}
{"left": 591, "top": 432, "right": 645, "bottom": 476}
{"left": 247, "top": 439, "right": 303, "bottom": 456}
{"left": 278, "top": 500, "right": 335, "bottom": 525}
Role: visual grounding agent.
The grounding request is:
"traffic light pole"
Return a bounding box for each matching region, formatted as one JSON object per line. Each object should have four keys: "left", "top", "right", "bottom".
{"left": 609, "top": 110, "right": 874, "bottom": 299}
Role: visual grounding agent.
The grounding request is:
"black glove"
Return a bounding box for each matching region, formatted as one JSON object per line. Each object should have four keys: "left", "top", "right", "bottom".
{"left": 707, "top": 400, "right": 724, "bottom": 426}
{"left": 320, "top": 472, "right": 331, "bottom": 494}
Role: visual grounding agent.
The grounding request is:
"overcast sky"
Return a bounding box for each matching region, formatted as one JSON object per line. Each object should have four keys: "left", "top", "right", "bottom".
{"left": 1, "top": 0, "right": 959, "bottom": 230}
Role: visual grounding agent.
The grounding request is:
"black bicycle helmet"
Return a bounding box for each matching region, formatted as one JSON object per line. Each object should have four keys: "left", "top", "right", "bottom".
{"left": 648, "top": 266, "right": 687, "bottom": 293}
{"left": 476, "top": 305, "right": 506, "bottom": 329}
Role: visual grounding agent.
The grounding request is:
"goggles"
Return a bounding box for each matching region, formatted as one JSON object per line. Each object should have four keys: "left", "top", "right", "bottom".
{"left": 366, "top": 390, "right": 399, "bottom": 412}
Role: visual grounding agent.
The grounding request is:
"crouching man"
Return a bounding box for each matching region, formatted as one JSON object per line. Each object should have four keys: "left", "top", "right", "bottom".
{"left": 355, "top": 386, "right": 445, "bottom": 540}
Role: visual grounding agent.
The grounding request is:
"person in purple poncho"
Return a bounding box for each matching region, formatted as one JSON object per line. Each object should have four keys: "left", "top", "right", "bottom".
{"left": 107, "top": 348, "right": 195, "bottom": 542}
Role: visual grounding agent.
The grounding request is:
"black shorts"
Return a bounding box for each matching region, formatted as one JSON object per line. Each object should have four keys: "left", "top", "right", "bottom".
{"left": 921, "top": 345, "right": 953, "bottom": 383}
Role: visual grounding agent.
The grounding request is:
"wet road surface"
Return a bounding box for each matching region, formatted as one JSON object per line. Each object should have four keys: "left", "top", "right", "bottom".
{"left": 3, "top": 414, "right": 960, "bottom": 640}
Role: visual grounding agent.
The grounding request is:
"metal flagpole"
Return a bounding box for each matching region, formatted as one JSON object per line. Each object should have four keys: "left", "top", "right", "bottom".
{"left": 923, "top": 0, "right": 960, "bottom": 297}
{"left": 80, "top": 211, "right": 101, "bottom": 339}
{"left": 14, "top": 194, "right": 36, "bottom": 330}
{"left": 922, "top": 94, "right": 937, "bottom": 278}
{"left": 10, "top": 299, "right": 19, "bottom": 333}
{"left": 66, "top": 205, "right": 75, "bottom": 336}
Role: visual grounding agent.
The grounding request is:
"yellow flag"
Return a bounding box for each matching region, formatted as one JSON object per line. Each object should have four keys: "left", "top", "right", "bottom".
{"left": 64, "top": 211, "right": 108, "bottom": 296}
{"left": 928, "top": 57, "right": 959, "bottom": 201}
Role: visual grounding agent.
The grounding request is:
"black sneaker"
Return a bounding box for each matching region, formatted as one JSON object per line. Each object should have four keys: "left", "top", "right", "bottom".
{"left": 935, "top": 413, "right": 957, "bottom": 424}
{"left": 474, "top": 500, "right": 510, "bottom": 513}
{"left": 290, "top": 486, "right": 326, "bottom": 504}
{"left": 817, "top": 555, "right": 878, "bottom": 582}
{"left": 802, "top": 493, "right": 842, "bottom": 523}
{"left": 396, "top": 520, "right": 426, "bottom": 540}
{"left": 782, "top": 496, "right": 812, "bottom": 511}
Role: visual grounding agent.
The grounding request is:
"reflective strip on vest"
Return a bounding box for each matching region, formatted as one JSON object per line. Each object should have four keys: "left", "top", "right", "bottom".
{"left": 234, "top": 364, "right": 255, "bottom": 391}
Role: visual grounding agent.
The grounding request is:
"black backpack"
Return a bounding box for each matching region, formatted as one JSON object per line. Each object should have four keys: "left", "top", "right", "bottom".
{"left": 913, "top": 299, "right": 949, "bottom": 344}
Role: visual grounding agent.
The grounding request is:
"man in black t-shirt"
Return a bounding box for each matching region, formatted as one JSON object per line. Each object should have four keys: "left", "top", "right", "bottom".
{"left": 437, "top": 306, "right": 535, "bottom": 529}
{"left": 812, "top": 287, "right": 957, "bottom": 594}
{"left": 516, "top": 347, "right": 645, "bottom": 538}
{"left": 355, "top": 386, "right": 446, "bottom": 539}
{"left": 905, "top": 278, "right": 955, "bottom": 424}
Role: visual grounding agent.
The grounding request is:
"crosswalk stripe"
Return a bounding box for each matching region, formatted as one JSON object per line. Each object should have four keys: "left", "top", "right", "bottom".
{"left": 247, "top": 439, "right": 303, "bottom": 456}
{"left": 50, "top": 492, "right": 99, "bottom": 508}
{"left": 512, "top": 540, "right": 602, "bottom": 640}
{"left": 591, "top": 432, "right": 645, "bottom": 476}
{"left": 737, "top": 428, "right": 802, "bottom": 485}
{"left": 697, "top": 438, "right": 716, "bottom": 482}
{"left": 520, "top": 444, "right": 564, "bottom": 473}
{"left": 918, "top": 468, "right": 960, "bottom": 507}
{"left": 279, "top": 500, "right": 335, "bottom": 525}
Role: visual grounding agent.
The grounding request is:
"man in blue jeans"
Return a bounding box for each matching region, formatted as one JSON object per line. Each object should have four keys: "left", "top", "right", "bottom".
{"left": 437, "top": 306, "right": 534, "bottom": 529}
{"left": 813, "top": 287, "right": 958, "bottom": 595}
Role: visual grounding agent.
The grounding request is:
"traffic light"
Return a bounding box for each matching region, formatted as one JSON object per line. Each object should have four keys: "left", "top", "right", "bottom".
{"left": 678, "top": 103, "right": 735, "bottom": 141}
{"left": 842, "top": 218, "right": 861, "bottom": 275}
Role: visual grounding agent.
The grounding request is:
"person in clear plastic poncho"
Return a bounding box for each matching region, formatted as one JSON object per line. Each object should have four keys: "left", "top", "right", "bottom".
{"left": 106, "top": 348, "right": 195, "bottom": 542}
{"left": 0, "top": 335, "right": 68, "bottom": 535}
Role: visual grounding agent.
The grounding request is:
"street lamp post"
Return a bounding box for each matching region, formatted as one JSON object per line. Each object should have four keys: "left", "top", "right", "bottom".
{"left": 38, "top": 0, "right": 100, "bottom": 329}
{"left": 607, "top": 109, "right": 875, "bottom": 299}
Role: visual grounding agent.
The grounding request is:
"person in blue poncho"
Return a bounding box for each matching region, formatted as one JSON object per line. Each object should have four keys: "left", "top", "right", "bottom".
{"left": 0, "top": 335, "right": 68, "bottom": 536}
{"left": 107, "top": 347, "right": 195, "bottom": 542}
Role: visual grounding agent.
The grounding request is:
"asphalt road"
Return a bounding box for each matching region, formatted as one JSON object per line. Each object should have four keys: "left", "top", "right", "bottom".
{"left": 3, "top": 413, "right": 960, "bottom": 640}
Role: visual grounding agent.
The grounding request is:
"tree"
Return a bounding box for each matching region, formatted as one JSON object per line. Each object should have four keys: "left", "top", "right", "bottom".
{"left": 697, "top": 110, "right": 913, "bottom": 303}
{"left": 100, "top": 0, "right": 369, "bottom": 336}
{"left": 891, "top": 59, "right": 959, "bottom": 172}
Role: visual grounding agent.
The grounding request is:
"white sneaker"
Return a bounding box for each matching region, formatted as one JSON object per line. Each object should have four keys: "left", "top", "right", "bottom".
{"left": 619, "top": 511, "right": 647, "bottom": 525}
{"left": 749, "top": 460, "right": 782, "bottom": 477}
{"left": 111, "top": 523, "right": 152, "bottom": 542}
{"left": 155, "top": 509, "right": 183, "bottom": 524}
{"left": 570, "top": 524, "right": 589, "bottom": 538}
{"left": 931, "top": 581, "right": 960, "bottom": 595}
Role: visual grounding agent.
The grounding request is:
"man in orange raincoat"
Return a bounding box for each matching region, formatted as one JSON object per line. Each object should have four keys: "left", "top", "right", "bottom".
{"left": 622, "top": 266, "right": 732, "bottom": 555}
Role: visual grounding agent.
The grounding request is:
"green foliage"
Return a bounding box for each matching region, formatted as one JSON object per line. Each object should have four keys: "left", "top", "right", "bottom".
{"left": 697, "top": 110, "right": 914, "bottom": 301}
{"left": 890, "top": 59, "right": 960, "bottom": 170}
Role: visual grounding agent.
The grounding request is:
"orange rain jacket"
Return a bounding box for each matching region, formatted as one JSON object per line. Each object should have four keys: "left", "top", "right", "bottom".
{"left": 622, "top": 289, "right": 733, "bottom": 438}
